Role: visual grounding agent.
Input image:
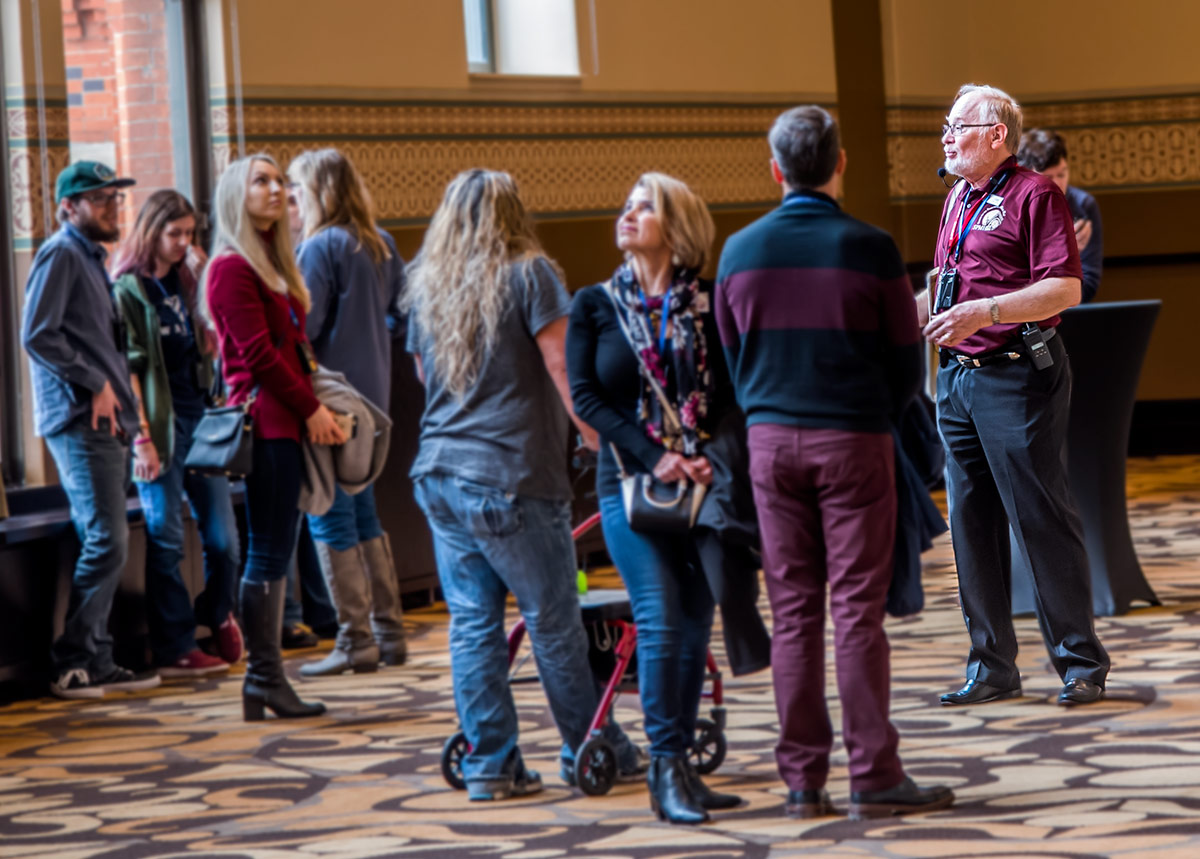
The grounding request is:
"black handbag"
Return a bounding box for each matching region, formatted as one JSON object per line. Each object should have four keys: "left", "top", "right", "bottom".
{"left": 184, "top": 396, "right": 255, "bottom": 478}
{"left": 611, "top": 443, "right": 706, "bottom": 534}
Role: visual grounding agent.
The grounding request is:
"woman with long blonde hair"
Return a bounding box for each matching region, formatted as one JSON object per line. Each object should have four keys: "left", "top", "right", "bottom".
{"left": 404, "top": 169, "right": 641, "bottom": 801}
{"left": 287, "top": 148, "right": 408, "bottom": 676}
{"left": 204, "top": 153, "right": 345, "bottom": 721}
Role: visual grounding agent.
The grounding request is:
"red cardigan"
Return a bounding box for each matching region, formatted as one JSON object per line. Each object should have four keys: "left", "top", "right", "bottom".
{"left": 207, "top": 249, "right": 320, "bottom": 441}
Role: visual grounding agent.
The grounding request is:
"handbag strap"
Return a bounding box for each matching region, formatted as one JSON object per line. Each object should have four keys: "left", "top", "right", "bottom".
{"left": 608, "top": 442, "right": 630, "bottom": 480}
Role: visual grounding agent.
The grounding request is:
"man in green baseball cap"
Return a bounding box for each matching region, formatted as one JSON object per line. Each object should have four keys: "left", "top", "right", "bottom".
{"left": 21, "top": 160, "right": 160, "bottom": 699}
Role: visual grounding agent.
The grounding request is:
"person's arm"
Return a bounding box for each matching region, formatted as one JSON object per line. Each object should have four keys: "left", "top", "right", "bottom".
{"left": 21, "top": 247, "right": 108, "bottom": 394}
{"left": 296, "top": 237, "right": 335, "bottom": 344}
{"left": 535, "top": 315, "right": 599, "bottom": 450}
{"left": 876, "top": 241, "right": 923, "bottom": 412}
{"left": 922, "top": 277, "right": 1080, "bottom": 349}
{"left": 565, "top": 290, "right": 664, "bottom": 472}
{"left": 129, "top": 373, "right": 161, "bottom": 480}
{"left": 206, "top": 256, "right": 320, "bottom": 419}
{"left": 712, "top": 276, "right": 742, "bottom": 400}
{"left": 385, "top": 236, "right": 408, "bottom": 340}
{"left": 1078, "top": 193, "right": 1103, "bottom": 303}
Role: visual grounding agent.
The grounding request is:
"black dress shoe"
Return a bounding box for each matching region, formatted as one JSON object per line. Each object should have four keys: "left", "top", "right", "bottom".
{"left": 940, "top": 679, "right": 1021, "bottom": 706}
{"left": 849, "top": 777, "right": 954, "bottom": 821}
{"left": 785, "top": 788, "right": 835, "bottom": 819}
{"left": 1058, "top": 678, "right": 1104, "bottom": 706}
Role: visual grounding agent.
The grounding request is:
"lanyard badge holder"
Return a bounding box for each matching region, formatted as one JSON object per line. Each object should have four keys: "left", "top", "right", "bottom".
{"left": 936, "top": 171, "right": 1011, "bottom": 314}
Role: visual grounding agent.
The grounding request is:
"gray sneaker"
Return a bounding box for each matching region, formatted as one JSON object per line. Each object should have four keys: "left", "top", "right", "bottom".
{"left": 93, "top": 666, "right": 162, "bottom": 693}
{"left": 467, "top": 768, "right": 544, "bottom": 801}
{"left": 50, "top": 667, "right": 105, "bottom": 700}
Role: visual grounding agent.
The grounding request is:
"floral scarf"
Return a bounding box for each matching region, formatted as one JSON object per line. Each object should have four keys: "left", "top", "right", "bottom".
{"left": 606, "top": 262, "right": 712, "bottom": 456}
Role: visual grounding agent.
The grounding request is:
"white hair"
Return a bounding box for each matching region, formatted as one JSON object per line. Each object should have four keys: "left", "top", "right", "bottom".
{"left": 954, "top": 84, "right": 1023, "bottom": 154}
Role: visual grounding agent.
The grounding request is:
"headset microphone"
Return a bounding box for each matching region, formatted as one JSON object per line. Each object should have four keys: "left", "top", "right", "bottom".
{"left": 937, "top": 167, "right": 956, "bottom": 188}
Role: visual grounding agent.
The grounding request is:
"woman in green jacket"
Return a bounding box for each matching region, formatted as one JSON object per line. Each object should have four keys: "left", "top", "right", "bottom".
{"left": 113, "top": 189, "right": 243, "bottom": 676}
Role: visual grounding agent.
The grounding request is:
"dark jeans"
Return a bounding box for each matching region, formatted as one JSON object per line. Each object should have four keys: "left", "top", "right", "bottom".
{"left": 748, "top": 423, "right": 904, "bottom": 794}
{"left": 308, "top": 484, "right": 384, "bottom": 550}
{"left": 599, "top": 492, "right": 715, "bottom": 758}
{"left": 937, "top": 333, "right": 1109, "bottom": 687}
{"left": 43, "top": 419, "right": 132, "bottom": 676}
{"left": 243, "top": 438, "right": 303, "bottom": 585}
{"left": 136, "top": 412, "right": 240, "bottom": 664}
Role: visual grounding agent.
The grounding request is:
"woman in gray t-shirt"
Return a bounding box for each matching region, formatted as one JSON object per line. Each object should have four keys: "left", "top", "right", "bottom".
{"left": 404, "top": 169, "right": 638, "bottom": 800}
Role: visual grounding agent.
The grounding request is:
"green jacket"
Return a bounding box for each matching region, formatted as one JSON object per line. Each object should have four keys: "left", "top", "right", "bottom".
{"left": 113, "top": 272, "right": 215, "bottom": 478}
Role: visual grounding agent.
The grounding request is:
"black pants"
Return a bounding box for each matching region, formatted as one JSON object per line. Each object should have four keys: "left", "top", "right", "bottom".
{"left": 937, "top": 334, "right": 1109, "bottom": 688}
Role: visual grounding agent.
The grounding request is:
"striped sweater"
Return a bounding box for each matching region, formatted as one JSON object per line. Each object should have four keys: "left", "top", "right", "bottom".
{"left": 714, "top": 190, "right": 922, "bottom": 433}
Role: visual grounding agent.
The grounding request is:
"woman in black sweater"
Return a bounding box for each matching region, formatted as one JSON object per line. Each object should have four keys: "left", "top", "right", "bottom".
{"left": 567, "top": 173, "right": 741, "bottom": 824}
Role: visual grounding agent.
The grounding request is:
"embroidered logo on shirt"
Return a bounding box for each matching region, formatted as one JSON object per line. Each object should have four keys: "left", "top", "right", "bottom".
{"left": 976, "top": 205, "right": 1006, "bottom": 232}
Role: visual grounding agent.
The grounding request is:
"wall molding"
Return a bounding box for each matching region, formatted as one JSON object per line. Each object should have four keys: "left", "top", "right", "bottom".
{"left": 888, "top": 92, "right": 1200, "bottom": 202}
{"left": 5, "top": 99, "right": 70, "bottom": 247}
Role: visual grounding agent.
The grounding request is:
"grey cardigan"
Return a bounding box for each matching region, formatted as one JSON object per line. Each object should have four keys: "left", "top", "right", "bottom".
{"left": 299, "top": 366, "right": 393, "bottom": 515}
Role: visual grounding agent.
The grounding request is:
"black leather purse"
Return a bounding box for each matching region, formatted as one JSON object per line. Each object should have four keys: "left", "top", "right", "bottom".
{"left": 184, "top": 395, "right": 255, "bottom": 478}
{"left": 611, "top": 443, "right": 706, "bottom": 535}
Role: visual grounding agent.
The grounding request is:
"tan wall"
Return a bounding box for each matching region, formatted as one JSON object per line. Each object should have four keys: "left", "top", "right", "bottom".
{"left": 229, "top": 0, "right": 835, "bottom": 98}
{"left": 882, "top": 0, "right": 1200, "bottom": 102}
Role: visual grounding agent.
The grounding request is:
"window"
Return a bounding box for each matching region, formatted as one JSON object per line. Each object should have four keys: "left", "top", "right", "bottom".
{"left": 464, "top": 0, "right": 581, "bottom": 76}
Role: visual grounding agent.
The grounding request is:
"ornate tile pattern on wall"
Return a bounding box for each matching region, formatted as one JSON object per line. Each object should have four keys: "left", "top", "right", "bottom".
{"left": 209, "top": 99, "right": 799, "bottom": 223}
{"left": 888, "top": 94, "right": 1200, "bottom": 200}
{"left": 5, "top": 101, "right": 70, "bottom": 246}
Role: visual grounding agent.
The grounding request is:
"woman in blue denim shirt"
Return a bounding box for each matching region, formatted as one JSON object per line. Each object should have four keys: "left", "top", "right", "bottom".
{"left": 404, "top": 169, "right": 641, "bottom": 801}
{"left": 113, "top": 190, "right": 243, "bottom": 677}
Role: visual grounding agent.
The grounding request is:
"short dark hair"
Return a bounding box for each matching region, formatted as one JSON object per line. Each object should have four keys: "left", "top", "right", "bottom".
{"left": 769, "top": 106, "right": 840, "bottom": 189}
{"left": 1017, "top": 128, "right": 1068, "bottom": 172}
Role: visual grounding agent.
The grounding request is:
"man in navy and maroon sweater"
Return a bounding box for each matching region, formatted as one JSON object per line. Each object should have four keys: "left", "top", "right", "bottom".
{"left": 715, "top": 106, "right": 952, "bottom": 821}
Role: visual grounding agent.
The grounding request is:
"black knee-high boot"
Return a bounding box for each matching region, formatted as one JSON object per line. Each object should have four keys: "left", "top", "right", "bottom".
{"left": 242, "top": 578, "right": 326, "bottom": 721}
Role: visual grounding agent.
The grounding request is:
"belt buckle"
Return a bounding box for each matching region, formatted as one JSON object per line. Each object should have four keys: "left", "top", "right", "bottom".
{"left": 955, "top": 353, "right": 981, "bottom": 368}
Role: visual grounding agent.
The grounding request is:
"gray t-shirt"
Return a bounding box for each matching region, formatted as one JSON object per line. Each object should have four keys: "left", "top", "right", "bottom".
{"left": 407, "top": 256, "right": 572, "bottom": 501}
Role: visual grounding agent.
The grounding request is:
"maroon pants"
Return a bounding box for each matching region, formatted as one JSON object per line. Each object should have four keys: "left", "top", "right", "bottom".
{"left": 748, "top": 423, "right": 904, "bottom": 793}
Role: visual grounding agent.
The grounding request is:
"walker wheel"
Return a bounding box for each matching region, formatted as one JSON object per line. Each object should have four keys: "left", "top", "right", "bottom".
{"left": 441, "top": 731, "right": 470, "bottom": 790}
{"left": 574, "top": 736, "right": 618, "bottom": 796}
{"left": 691, "top": 718, "right": 726, "bottom": 774}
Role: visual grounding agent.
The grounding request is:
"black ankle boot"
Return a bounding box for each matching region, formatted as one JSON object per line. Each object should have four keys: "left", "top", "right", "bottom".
{"left": 242, "top": 579, "right": 326, "bottom": 721}
{"left": 683, "top": 762, "right": 742, "bottom": 810}
{"left": 648, "top": 756, "right": 709, "bottom": 824}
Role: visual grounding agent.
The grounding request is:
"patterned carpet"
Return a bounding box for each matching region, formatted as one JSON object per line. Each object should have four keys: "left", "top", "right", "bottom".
{"left": 4, "top": 456, "right": 1200, "bottom": 857}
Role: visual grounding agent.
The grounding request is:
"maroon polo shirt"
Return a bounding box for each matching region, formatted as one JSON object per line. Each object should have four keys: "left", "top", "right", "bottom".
{"left": 934, "top": 155, "right": 1082, "bottom": 355}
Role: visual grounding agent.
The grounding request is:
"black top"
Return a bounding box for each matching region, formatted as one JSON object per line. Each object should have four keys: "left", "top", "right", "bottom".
{"left": 143, "top": 268, "right": 206, "bottom": 418}
{"left": 567, "top": 279, "right": 735, "bottom": 498}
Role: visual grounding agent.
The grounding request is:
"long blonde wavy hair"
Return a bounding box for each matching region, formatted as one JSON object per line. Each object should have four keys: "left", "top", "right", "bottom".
{"left": 202, "top": 154, "right": 309, "bottom": 321}
{"left": 403, "top": 169, "right": 557, "bottom": 397}
{"left": 288, "top": 147, "right": 391, "bottom": 264}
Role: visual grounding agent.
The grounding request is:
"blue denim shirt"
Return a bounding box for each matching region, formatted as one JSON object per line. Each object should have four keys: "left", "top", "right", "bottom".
{"left": 21, "top": 223, "right": 139, "bottom": 438}
{"left": 297, "top": 226, "right": 405, "bottom": 412}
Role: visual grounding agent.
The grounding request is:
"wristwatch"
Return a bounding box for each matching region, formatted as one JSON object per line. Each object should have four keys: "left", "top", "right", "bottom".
{"left": 988, "top": 297, "right": 1001, "bottom": 325}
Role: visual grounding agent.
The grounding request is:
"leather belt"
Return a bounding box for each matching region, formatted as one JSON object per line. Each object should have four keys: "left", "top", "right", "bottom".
{"left": 946, "top": 326, "right": 1056, "bottom": 369}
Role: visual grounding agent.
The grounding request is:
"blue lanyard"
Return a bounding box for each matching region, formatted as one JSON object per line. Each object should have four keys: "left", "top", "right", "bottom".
{"left": 951, "top": 170, "right": 1011, "bottom": 263}
{"left": 638, "top": 288, "right": 671, "bottom": 356}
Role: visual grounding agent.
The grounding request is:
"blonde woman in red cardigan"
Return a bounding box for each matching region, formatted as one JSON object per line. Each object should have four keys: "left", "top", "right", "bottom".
{"left": 203, "top": 154, "right": 345, "bottom": 721}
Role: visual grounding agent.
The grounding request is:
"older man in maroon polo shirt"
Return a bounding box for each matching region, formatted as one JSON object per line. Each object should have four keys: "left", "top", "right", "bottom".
{"left": 916, "top": 84, "right": 1110, "bottom": 708}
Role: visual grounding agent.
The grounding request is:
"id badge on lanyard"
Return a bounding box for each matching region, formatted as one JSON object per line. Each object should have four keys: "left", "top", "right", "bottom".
{"left": 936, "top": 170, "right": 1011, "bottom": 314}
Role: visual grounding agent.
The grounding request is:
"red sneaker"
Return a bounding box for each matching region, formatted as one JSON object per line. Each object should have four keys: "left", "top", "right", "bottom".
{"left": 216, "top": 612, "right": 244, "bottom": 663}
{"left": 159, "top": 649, "right": 230, "bottom": 679}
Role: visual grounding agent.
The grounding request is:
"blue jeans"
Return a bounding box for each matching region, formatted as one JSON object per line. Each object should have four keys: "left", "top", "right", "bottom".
{"left": 308, "top": 484, "right": 384, "bottom": 550}
{"left": 137, "top": 412, "right": 240, "bottom": 664}
{"left": 243, "top": 438, "right": 302, "bottom": 585}
{"left": 414, "top": 472, "right": 617, "bottom": 785}
{"left": 43, "top": 419, "right": 132, "bottom": 676}
{"left": 599, "top": 493, "right": 715, "bottom": 757}
{"left": 284, "top": 520, "right": 338, "bottom": 629}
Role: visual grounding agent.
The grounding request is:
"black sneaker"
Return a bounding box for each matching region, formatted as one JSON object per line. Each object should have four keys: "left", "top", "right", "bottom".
{"left": 93, "top": 666, "right": 162, "bottom": 693}
{"left": 50, "top": 667, "right": 105, "bottom": 700}
{"left": 467, "top": 768, "right": 544, "bottom": 801}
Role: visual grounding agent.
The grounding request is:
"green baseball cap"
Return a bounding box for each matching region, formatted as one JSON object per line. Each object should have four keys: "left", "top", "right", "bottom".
{"left": 55, "top": 161, "right": 136, "bottom": 202}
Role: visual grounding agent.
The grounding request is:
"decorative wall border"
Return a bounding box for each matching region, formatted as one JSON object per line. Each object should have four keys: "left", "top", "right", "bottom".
{"left": 5, "top": 99, "right": 71, "bottom": 248}
{"left": 208, "top": 98, "right": 817, "bottom": 224}
{"left": 887, "top": 93, "right": 1200, "bottom": 201}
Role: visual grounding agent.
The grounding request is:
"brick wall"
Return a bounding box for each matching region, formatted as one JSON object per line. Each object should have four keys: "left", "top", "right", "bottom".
{"left": 62, "top": 0, "right": 176, "bottom": 224}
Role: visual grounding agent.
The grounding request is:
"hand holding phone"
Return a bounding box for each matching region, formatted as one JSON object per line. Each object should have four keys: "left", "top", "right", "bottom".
{"left": 331, "top": 410, "right": 356, "bottom": 441}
